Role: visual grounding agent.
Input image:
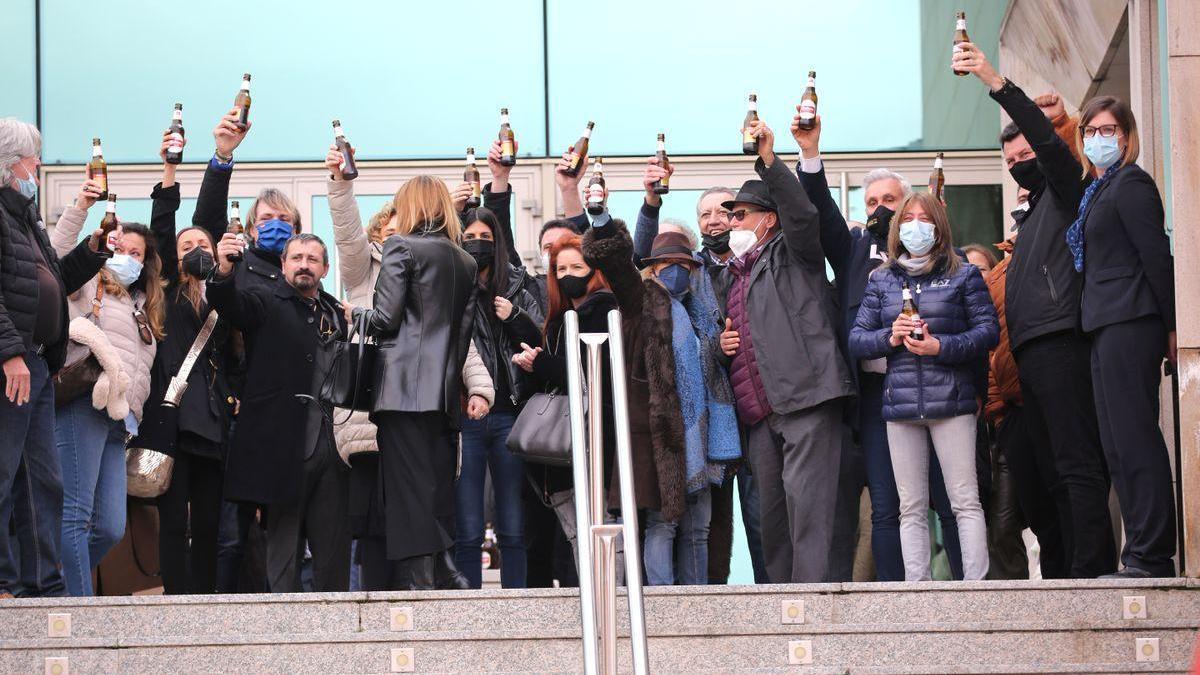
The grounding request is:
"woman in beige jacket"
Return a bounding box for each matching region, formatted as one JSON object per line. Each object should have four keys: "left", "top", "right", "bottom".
{"left": 325, "top": 149, "right": 493, "bottom": 589}
{"left": 51, "top": 176, "right": 166, "bottom": 596}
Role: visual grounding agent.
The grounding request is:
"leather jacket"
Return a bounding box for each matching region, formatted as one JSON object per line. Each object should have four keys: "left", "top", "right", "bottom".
{"left": 470, "top": 264, "right": 544, "bottom": 409}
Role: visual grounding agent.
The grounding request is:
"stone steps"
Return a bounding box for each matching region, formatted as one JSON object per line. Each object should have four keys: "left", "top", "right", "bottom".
{"left": 2, "top": 579, "right": 1196, "bottom": 673}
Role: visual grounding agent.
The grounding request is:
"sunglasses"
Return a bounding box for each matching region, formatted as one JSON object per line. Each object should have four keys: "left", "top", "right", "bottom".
{"left": 729, "top": 209, "right": 762, "bottom": 222}
{"left": 132, "top": 308, "right": 153, "bottom": 345}
{"left": 1081, "top": 124, "right": 1120, "bottom": 139}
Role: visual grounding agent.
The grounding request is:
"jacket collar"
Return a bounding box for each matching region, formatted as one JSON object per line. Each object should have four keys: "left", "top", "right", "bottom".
{"left": 0, "top": 187, "right": 37, "bottom": 225}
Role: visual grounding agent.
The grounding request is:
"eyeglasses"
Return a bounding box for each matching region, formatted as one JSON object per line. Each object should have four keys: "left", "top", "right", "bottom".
{"left": 729, "top": 209, "right": 762, "bottom": 222}
{"left": 1081, "top": 124, "right": 1121, "bottom": 139}
{"left": 132, "top": 309, "right": 153, "bottom": 345}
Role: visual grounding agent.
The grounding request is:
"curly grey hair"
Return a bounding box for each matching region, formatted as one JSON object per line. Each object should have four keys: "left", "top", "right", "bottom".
{"left": 0, "top": 118, "right": 41, "bottom": 186}
{"left": 861, "top": 168, "right": 912, "bottom": 197}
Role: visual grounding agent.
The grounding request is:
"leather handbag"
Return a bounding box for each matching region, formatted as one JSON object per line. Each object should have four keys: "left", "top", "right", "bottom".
{"left": 54, "top": 284, "right": 105, "bottom": 407}
{"left": 320, "top": 310, "right": 378, "bottom": 416}
{"left": 507, "top": 390, "right": 579, "bottom": 467}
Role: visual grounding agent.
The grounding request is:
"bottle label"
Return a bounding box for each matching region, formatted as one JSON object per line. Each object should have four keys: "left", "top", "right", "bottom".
{"left": 800, "top": 100, "right": 817, "bottom": 120}
{"left": 472, "top": 181, "right": 482, "bottom": 198}
{"left": 956, "top": 18, "right": 967, "bottom": 30}
{"left": 660, "top": 175, "right": 670, "bottom": 188}
{"left": 743, "top": 128, "right": 755, "bottom": 144}
{"left": 92, "top": 145, "right": 103, "bottom": 157}
{"left": 502, "top": 140, "right": 514, "bottom": 157}
{"left": 568, "top": 151, "right": 581, "bottom": 170}
{"left": 168, "top": 133, "right": 184, "bottom": 154}
{"left": 587, "top": 183, "right": 605, "bottom": 205}
{"left": 106, "top": 231, "right": 119, "bottom": 252}
{"left": 172, "top": 110, "right": 183, "bottom": 121}
{"left": 748, "top": 99, "right": 758, "bottom": 112}
{"left": 902, "top": 288, "right": 912, "bottom": 300}
{"left": 582, "top": 127, "right": 592, "bottom": 139}
{"left": 105, "top": 201, "right": 116, "bottom": 214}
{"left": 92, "top": 169, "right": 107, "bottom": 192}
{"left": 656, "top": 140, "right": 666, "bottom": 152}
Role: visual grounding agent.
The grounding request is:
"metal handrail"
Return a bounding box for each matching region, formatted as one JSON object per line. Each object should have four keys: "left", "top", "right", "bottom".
{"left": 564, "top": 311, "right": 598, "bottom": 674}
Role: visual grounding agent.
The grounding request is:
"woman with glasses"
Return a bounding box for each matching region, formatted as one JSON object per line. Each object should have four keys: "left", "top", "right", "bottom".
{"left": 50, "top": 175, "right": 167, "bottom": 596}
{"left": 1068, "top": 96, "right": 1177, "bottom": 578}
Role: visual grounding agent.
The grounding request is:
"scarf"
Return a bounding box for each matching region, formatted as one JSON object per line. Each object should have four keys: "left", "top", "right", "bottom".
{"left": 670, "top": 269, "right": 742, "bottom": 494}
{"left": 896, "top": 252, "right": 935, "bottom": 277}
{"left": 1067, "top": 162, "right": 1120, "bottom": 272}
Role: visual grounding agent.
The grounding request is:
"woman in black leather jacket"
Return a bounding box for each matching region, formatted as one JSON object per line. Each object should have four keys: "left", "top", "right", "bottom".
{"left": 456, "top": 206, "right": 543, "bottom": 588}
{"left": 356, "top": 176, "right": 478, "bottom": 590}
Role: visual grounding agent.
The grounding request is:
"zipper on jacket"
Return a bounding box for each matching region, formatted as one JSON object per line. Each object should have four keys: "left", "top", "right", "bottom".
{"left": 915, "top": 282, "right": 925, "bottom": 419}
{"left": 1041, "top": 265, "right": 1059, "bottom": 303}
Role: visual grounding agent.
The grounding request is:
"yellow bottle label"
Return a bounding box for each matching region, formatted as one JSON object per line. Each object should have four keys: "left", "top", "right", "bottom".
{"left": 502, "top": 140, "right": 514, "bottom": 156}
{"left": 472, "top": 182, "right": 482, "bottom": 198}
{"left": 742, "top": 129, "right": 755, "bottom": 144}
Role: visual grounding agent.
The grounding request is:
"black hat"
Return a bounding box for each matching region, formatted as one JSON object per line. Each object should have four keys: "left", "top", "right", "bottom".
{"left": 721, "top": 180, "right": 777, "bottom": 213}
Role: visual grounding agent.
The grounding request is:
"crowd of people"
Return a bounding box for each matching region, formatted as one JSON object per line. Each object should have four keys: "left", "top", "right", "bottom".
{"left": 0, "top": 42, "right": 1178, "bottom": 598}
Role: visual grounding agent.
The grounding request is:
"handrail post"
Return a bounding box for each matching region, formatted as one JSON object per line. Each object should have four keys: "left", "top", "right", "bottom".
{"left": 564, "top": 311, "right": 598, "bottom": 674}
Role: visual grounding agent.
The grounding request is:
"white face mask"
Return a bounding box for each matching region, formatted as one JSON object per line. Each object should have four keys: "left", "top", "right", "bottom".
{"left": 729, "top": 229, "right": 759, "bottom": 258}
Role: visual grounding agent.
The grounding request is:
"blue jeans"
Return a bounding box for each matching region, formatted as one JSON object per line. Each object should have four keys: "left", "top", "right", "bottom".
{"left": 55, "top": 395, "right": 128, "bottom": 596}
{"left": 644, "top": 488, "right": 713, "bottom": 585}
{"left": 734, "top": 466, "right": 770, "bottom": 584}
{"left": 454, "top": 411, "right": 526, "bottom": 588}
{"left": 859, "top": 373, "right": 962, "bottom": 581}
{"left": 0, "top": 352, "right": 66, "bottom": 597}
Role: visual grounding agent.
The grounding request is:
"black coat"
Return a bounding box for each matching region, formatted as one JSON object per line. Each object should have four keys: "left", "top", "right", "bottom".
{"left": 361, "top": 232, "right": 477, "bottom": 425}
{"left": 1077, "top": 164, "right": 1175, "bottom": 333}
{"left": 206, "top": 272, "right": 347, "bottom": 505}
{"left": 482, "top": 182, "right": 548, "bottom": 311}
{"left": 990, "top": 79, "right": 1087, "bottom": 351}
{"left": 470, "top": 264, "right": 544, "bottom": 409}
{"left": 0, "top": 188, "right": 105, "bottom": 372}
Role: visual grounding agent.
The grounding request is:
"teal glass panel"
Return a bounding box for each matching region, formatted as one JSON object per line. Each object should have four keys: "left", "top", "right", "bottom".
{"left": 2, "top": 0, "right": 37, "bottom": 123}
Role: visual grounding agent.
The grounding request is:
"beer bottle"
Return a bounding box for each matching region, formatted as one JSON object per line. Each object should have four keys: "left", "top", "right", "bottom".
{"left": 88, "top": 138, "right": 109, "bottom": 201}
{"left": 498, "top": 108, "right": 516, "bottom": 167}
{"left": 332, "top": 119, "right": 359, "bottom": 181}
{"left": 565, "top": 121, "right": 594, "bottom": 178}
{"left": 234, "top": 73, "right": 252, "bottom": 130}
{"left": 797, "top": 71, "right": 818, "bottom": 131}
{"left": 901, "top": 281, "right": 925, "bottom": 341}
{"left": 98, "top": 194, "right": 118, "bottom": 258}
{"left": 742, "top": 93, "right": 759, "bottom": 155}
{"left": 464, "top": 147, "right": 482, "bottom": 209}
{"left": 652, "top": 134, "right": 671, "bottom": 195}
{"left": 952, "top": 12, "right": 970, "bottom": 76}
{"left": 928, "top": 152, "right": 945, "bottom": 202}
{"left": 166, "top": 103, "right": 185, "bottom": 165}
{"left": 586, "top": 158, "right": 607, "bottom": 216}
{"left": 227, "top": 200, "right": 245, "bottom": 262}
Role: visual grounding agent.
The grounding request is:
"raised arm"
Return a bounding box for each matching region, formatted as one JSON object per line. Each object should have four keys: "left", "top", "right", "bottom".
{"left": 208, "top": 233, "right": 266, "bottom": 331}
{"left": 791, "top": 114, "right": 853, "bottom": 278}
{"left": 152, "top": 131, "right": 184, "bottom": 284}
{"left": 749, "top": 120, "right": 824, "bottom": 270}
{"left": 193, "top": 108, "right": 250, "bottom": 237}
{"left": 323, "top": 158, "right": 373, "bottom": 292}
{"left": 581, "top": 212, "right": 644, "bottom": 317}
{"left": 482, "top": 139, "right": 521, "bottom": 264}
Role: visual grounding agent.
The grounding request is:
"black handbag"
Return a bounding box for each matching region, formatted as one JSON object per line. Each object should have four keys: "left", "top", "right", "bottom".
{"left": 320, "top": 310, "right": 378, "bottom": 416}
{"left": 507, "top": 389, "right": 580, "bottom": 467}
{"left": 54, "top": 284, "right": 105, "bottom": 407}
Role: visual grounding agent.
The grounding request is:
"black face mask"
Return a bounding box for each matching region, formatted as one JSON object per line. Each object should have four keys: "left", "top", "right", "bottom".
{"left": 181, "top": 248, "right": 215, "bottom": 279}
{"left": 701, "top": 230, "right": 731, "bottom": 254}
{"left": 557, "top": 270, "right": 594, "bottom": 300}
{"left": 1008, "top": 158, "right": 1045, "bottom": 192}
{"left": 866, "top": 206, "right": 894, "bottom": 240}
{"left": 462, "top": 238, "right": 495, "bottom": 269}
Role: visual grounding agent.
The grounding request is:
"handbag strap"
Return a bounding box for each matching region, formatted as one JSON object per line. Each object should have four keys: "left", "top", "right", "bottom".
{"left": 88, "top": 282, "right": 105, "bottom": 320}
{"left": 166, "top": 310, "right": 220, "bottom": 405}
{"left": 331, "top": 309, "right": 370, "bottom": 426}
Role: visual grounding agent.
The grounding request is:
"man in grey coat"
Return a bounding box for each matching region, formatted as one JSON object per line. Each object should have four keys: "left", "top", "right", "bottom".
{"left": 719, "top": 119, "right": 855, "bottom": 583}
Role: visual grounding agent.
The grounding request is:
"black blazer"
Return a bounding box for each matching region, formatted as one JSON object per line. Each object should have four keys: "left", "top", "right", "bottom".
{"left": 361, "top": 232, "right": 477, "bottom": 425}
{"left": 1078, "top": 163, "right": 1175, "bottom": 334}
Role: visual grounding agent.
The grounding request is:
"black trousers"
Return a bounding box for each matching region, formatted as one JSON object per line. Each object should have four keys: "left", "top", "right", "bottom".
{"left": 376, "top": 412, "right": 454, "bottom": 561}
{"left": 1091, "top": 317, "right": 1177, "bottom": 576}
{"left": 985, "top": 424, "right": 1029, "bottom": 580}
{"left": 157, "top": 444, "right": 223, "bottom": 594}
{"left": 994, "top": 407, "right": 1067, "bottom": 578}
{"left": 265, "top": 437, "right": 350, "bottom": 592}
{"left": 1014, "top": 331, "right": 1116, "bottom": 577}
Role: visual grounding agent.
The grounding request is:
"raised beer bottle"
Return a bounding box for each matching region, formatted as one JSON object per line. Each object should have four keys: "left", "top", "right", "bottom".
{"left": 234, "top": 73, "right": 252, "bottom": 130}
{"left": 565, "top": 121, "right": 594, "bottom": 178}
{"left": 652, "top": 134, "right": 671, "bottom": 196}
{"left": 929, "top": 152, "right": 945, "bottom": 202}
{"left": 166, "top": 103, "right": 185, "bottom": 165}
{"left": 952, "top": 12, "right": 970, "bottom": 76}
{"left": 901, "top": 281, "right": 925, "bottom": 341}
{"left": 464, "top": 147, "right": 482, "bottom": 209}
{"left": 798, "top": 71, "right": 818, "bottom": 131}
{"left": 742, "top": 93, "right": 759, "bottom": 155}
{"left": 586, "top": 158, "right": 607, "bottom": 216}
{"left": 88, "top": 138, "right": 109, "bottom": 201}
{"left": 98, "top": 194, "right": 118, "bottom": 258}
{"left": 227, "top": 200, "right": 245, "bottom": 262}
{"left": 332, "top": 119, "right": 359, "bottom": 181}
{"left": 498, "top": 108, "right": 516, "bottom": 167}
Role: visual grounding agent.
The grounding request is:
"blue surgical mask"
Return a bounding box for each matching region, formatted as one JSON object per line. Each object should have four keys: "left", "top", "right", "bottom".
{"left": 657, "top": 263, "right": 691, "bottom": 297}
{"left": 13, "top": 158, "right": 37, "bottom": 202}
{"left": 899, "top": 219, "right": 937, "bottom": 257}
{"left": 105, "top": 254, "right": 144, "bottom": 287}
{"left": 255, "top": 218, "right": 294, "bottom": 255}
{"left": 1083, "top": 134, "right": 1122, "bottom": 170}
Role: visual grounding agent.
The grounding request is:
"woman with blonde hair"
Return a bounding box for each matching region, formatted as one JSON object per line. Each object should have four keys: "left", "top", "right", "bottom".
{"left": 849, "top": 192, "right": 998, "bottom": 581}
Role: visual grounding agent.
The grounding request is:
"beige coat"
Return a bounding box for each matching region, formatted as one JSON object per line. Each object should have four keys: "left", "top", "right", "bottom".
{"left": 52, "top": 206, "right": 157, "bottom": 422}
{"left": 328, "top": 179, "right": 493, "bottom": 461}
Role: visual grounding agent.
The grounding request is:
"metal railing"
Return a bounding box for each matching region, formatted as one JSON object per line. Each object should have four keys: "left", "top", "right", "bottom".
{"left": 564, "top": 309, "right": 649, "bottom": 675}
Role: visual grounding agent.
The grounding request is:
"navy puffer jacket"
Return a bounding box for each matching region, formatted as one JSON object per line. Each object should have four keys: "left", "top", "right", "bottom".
{"left": 849, "top": 259, "right": 998, "bottom": 422}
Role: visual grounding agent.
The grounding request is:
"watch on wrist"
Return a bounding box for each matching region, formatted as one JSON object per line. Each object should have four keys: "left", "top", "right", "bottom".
{"left": 214, "top": 150, "right": 233, "bottom": 164}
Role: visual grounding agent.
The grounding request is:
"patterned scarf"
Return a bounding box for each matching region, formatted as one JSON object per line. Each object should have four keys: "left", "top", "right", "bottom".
{"left": 1066, "top": 163, "right": 1120, "bottom": 272}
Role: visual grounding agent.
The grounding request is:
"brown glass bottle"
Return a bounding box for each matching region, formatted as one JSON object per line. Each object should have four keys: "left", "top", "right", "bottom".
{"left": 227, "top": 200, "right": 244, "bottom": 262}
{"left": 902, "top": 281, "right": 924, "bottom": 340}
{"left": 332, "top": 119, "right": 359, "bottom": 181}
{"left": 98, "top": 194, "right": 118, "bottom": 258}
{"left": 498, "top": 108, "right": 516, "bottom": 166}
{"left": 797, "top": 71, "right": 818, "bottom": 131}
{"left": 166, "top": 103, "right": 185, "bottom": 165}
{"left": 464, "top": 147, "right": 482, "bottom": 209}
{"left": 234, "top": 73, "right": 252, "bottom": 130}
{"left": 565, "top": 121, "right": 594, "bottom": 177}
{"left": 928, "top": 152, "right": 945, "bottom": 202}
{"left": 88, "top": 138, "right": 109, "bottom": 201}
{"left": 652, "top": 134, "right": 671, "bottom": 195}
{"left": 952, "top": 12, "right": 970, "bottom": 76}
{"left": 742, "top": 93, "right": 759, "bottom": 155}
{"left": 586, "top": 158, "right": 607, "bottom": 216}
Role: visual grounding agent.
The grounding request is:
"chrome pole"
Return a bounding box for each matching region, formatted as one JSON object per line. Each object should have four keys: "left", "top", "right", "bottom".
{"left": 593, "top": 524, "right": 624, "bottom": 675}
{"left": 580, "top": 334, "right": 609, "bottom": 529}
{"left": 564, "top": 311, "right": 598, "bottom": 674}
{"left": 606, "top": 310, "right": 650, "bottom": 674}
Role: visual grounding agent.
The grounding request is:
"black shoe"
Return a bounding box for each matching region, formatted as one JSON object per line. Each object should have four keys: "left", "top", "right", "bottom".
{"left": 406, "top": 555, "right": 436, "bottom": 591}
{"left": 1099, "top": 566, "right": 1155, "bottom": 579}
{"left": 435, "top": 550, "right": 471, "bottom": 590}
